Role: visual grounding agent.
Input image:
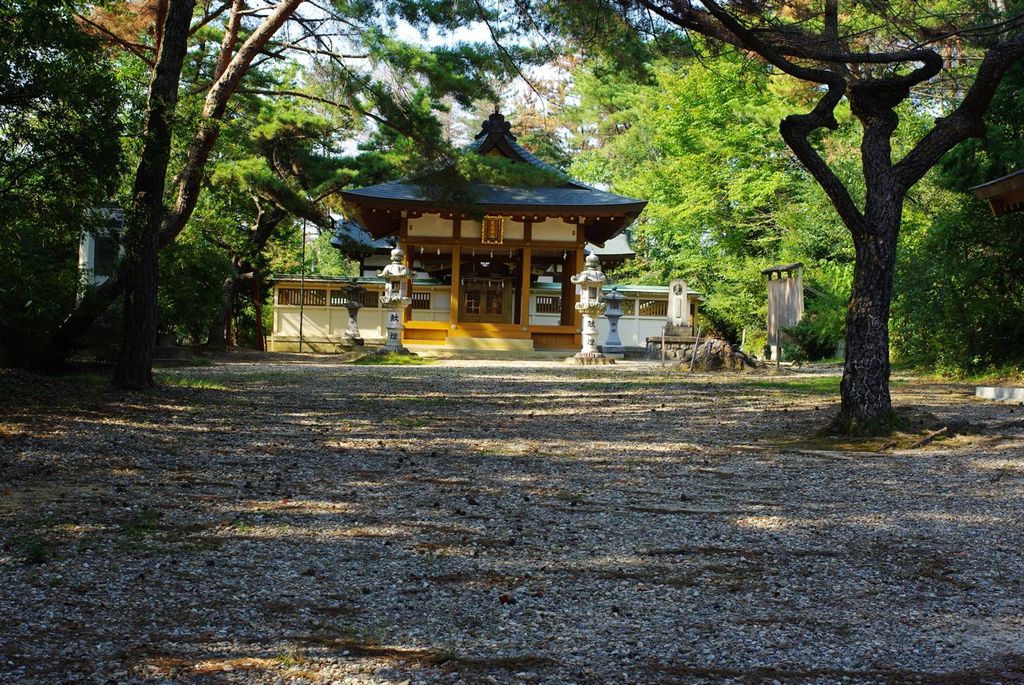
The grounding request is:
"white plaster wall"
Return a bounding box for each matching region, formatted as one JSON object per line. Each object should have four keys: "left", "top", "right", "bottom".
{"left": 531, "top": 218, "right": 577, "bottom": 242}
{"left": 527, "top": 294, "right": 675, "bottom": 348}
{"left": 504, "top": 220, "right": 525, "bottom": 240}
{"left": 407, "top": 214, "right": 453, "bottom": 238}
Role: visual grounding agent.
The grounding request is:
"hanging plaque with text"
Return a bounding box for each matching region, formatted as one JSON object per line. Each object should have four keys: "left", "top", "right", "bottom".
{"left": 481, "top": 215, "right": 507, "bottom": 245}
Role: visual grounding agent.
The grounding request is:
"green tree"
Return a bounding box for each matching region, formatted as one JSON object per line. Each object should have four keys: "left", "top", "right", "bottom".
{"left": 892, "top": 63, "right": 1024, "bottom": 374}
{"left": 0, "top": 0, "right": 122, "bottom": 364}
{"left": 54, "top": 0, "right": 525, "bottom": 385}
{"left": 540, "top": 0, "right": 1024, "bottom": 433}
{"left": 566, "top": 54, "right": 857, "bottom": 352}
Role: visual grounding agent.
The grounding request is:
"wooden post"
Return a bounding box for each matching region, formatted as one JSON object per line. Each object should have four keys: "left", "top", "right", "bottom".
{"left": 519, "top": 246, "right": 532, "bottom": 327}
{"left": 298, "top": 218, "right": 306, "bottom": 353}
{"left": 560, "top": 250, "right": 574, "bottom": 326}
{"left": 573, "top": 247, "right": 585, "bottom": 333}
{"left": 402, "top": 241, "right": 413, "bottom": 323}
{"left": 450, "top": 243, "right": 461, "bottom": 326}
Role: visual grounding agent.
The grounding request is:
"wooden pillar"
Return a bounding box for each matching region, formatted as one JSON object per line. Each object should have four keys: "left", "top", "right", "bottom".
{"left": 560, "top": 250, "right": 574, "bottom": 326}
{"left": 573, "top": 247, "right": 585, "bottom": 333}
{"left": 403, "top": 241, "right": 413, "bottom": 323}
{"left": 519, "top": 246, "right": 532, "bottom": 327}
{"left": 450, "top": 243, "right": 461, "bottom": 326}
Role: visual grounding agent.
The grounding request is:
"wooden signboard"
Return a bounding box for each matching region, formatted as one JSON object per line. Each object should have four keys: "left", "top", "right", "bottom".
{"left": 481, "top": 215, "right": 507, "bottom": 245}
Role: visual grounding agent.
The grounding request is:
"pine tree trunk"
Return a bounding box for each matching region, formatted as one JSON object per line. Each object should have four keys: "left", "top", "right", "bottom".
{"left": 832, "top": 212, "right": 900, "bottom": 435}
{"left": 46, "top": 0, "right": 301, "bottom": 363}
{"left": 112, "top": 0, "right": 196, "bottom": 389}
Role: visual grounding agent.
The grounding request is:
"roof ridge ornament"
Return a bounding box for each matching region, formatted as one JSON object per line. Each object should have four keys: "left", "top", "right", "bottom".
{"left": 476, "top": 109, "right": 516, "bottom": 141}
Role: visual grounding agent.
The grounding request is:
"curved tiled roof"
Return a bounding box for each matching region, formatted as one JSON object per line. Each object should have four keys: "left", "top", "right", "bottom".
{"left": 341, "top": 112, "right": 645, "bottom": 216}
{"left": 342, "top": 181, "right": 645, "bottom": 212}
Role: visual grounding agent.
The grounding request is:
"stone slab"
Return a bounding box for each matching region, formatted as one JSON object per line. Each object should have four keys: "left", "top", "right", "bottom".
{"left": 975, "top": 386, "right": 1024, "bottom": 402}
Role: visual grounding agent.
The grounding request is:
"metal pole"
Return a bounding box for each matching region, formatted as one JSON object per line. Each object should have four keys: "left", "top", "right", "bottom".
{"left": 298, "top": 217, "right": 307, "bottom": 353}
{"left": 689, "top": 326, "right": 703, "bottom": 372}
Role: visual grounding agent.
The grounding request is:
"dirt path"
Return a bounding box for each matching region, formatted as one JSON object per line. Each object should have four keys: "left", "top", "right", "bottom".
{"left": 1, "top": 359, "right": 1023, "bottom": 684}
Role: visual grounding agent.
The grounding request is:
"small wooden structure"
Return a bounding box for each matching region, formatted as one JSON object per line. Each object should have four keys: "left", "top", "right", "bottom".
{"left": 762, "top": 262, "right": 804, "bottom": 362}
{"left": 971, "top": 169, "right": 1024, "bottom": 216}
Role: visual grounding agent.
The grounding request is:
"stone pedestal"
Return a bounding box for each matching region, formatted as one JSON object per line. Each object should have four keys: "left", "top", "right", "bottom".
{"left": 380, "top": 305, "right": 410, "bottom": 354}
{"left": 645, "top": 335, "right": 698, "bottom": 361}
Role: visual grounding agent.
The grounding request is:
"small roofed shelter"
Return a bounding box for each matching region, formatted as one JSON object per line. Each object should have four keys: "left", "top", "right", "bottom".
{"left": 337, "top": 111, "right": 649, "bottom": 351}
{"left": 971, "top": 169, "right": 1024, "bottom": 216}
{"left": 586, "top": 230, "right": 636, "bottom": 271}
{"left": 762, "top": 262, "right": 804, "bottom": 362}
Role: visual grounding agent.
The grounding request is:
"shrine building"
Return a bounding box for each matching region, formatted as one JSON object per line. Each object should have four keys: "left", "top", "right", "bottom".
{"left": 268, "top": 112, "right": 701, "bottom": 353}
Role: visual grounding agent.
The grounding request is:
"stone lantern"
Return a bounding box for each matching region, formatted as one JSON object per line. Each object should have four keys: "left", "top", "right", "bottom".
{"left": 601, "top": 285, "right": 626, "bottom": 355}
{"left": 377, "top": 247, "right": 413, "bottom": 354}
{"left": 569, "top": 253, "right": 613, "bottom": 364}
{"left": 341, "top": 279, "right": 365, "bottom": 346}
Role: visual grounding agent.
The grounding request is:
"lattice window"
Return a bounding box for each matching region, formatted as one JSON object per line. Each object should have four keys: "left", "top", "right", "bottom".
{"left": 330, "top": 290, "right": 346, "bottom": 307}
{"left": 304, "top": 289, "right": 327, "bottom": 306}
{"left": 278, "top": 288, "right": 327, "bottom": 306}
{"left": 535, "top": 295, "right": 561, "bottom": 314}
{"left": 361, "top": 291, "right": 380, "bottom": 308}
{"left": 278, "top": 288, "right": 301, "bottom": 305}
{"left": 638, "top": 299, "right": 668, "bottom": 317}
{"left": 485, "top": 290, "right": 503, "bottom": 315}
{"left": 465, "top": 289, "right": 481, "bottom": 314}
{"left": 620, "top": 298, "right": 636, "bottom": 316}
{"left": 410, "top": 292, "right": 431, "bottom": 310}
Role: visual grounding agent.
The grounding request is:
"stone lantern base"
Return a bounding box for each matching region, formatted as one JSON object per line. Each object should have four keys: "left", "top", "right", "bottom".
{"left": 371, "top": 345, "right": 415, "bottom": 357}
{"left": 566, "top": 352, "right": 615, "bottom": 365}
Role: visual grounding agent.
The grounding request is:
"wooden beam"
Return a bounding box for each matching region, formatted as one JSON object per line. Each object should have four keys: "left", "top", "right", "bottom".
{"left": 397, "top": 235, "right": 579, "bottom": 249}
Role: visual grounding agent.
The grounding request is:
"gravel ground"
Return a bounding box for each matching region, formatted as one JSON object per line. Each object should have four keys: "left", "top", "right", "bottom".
{"left": 2, "top": 357, "right": 1023, "bottom": 685}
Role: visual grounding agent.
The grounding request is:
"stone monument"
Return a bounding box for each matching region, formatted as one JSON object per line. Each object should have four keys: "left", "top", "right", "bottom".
{"left": 569, "top": 253, "right": 613, "bottom": 364}
{"left": 665, "top": 279, "right": 690, "bottom": 336}
{"left": 645, "top": 278, "right": 696, "bottom": 360}
{"left": 377, "top": 247, "right": 413, "bottom": 354}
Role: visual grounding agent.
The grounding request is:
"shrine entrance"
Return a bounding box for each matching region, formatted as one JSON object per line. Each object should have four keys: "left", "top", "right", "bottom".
{"left": 456, "top": 249, "right": 522, "bottom": 324}
{"left": 461, "top": 278, "right": 514, "bottom": 323}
